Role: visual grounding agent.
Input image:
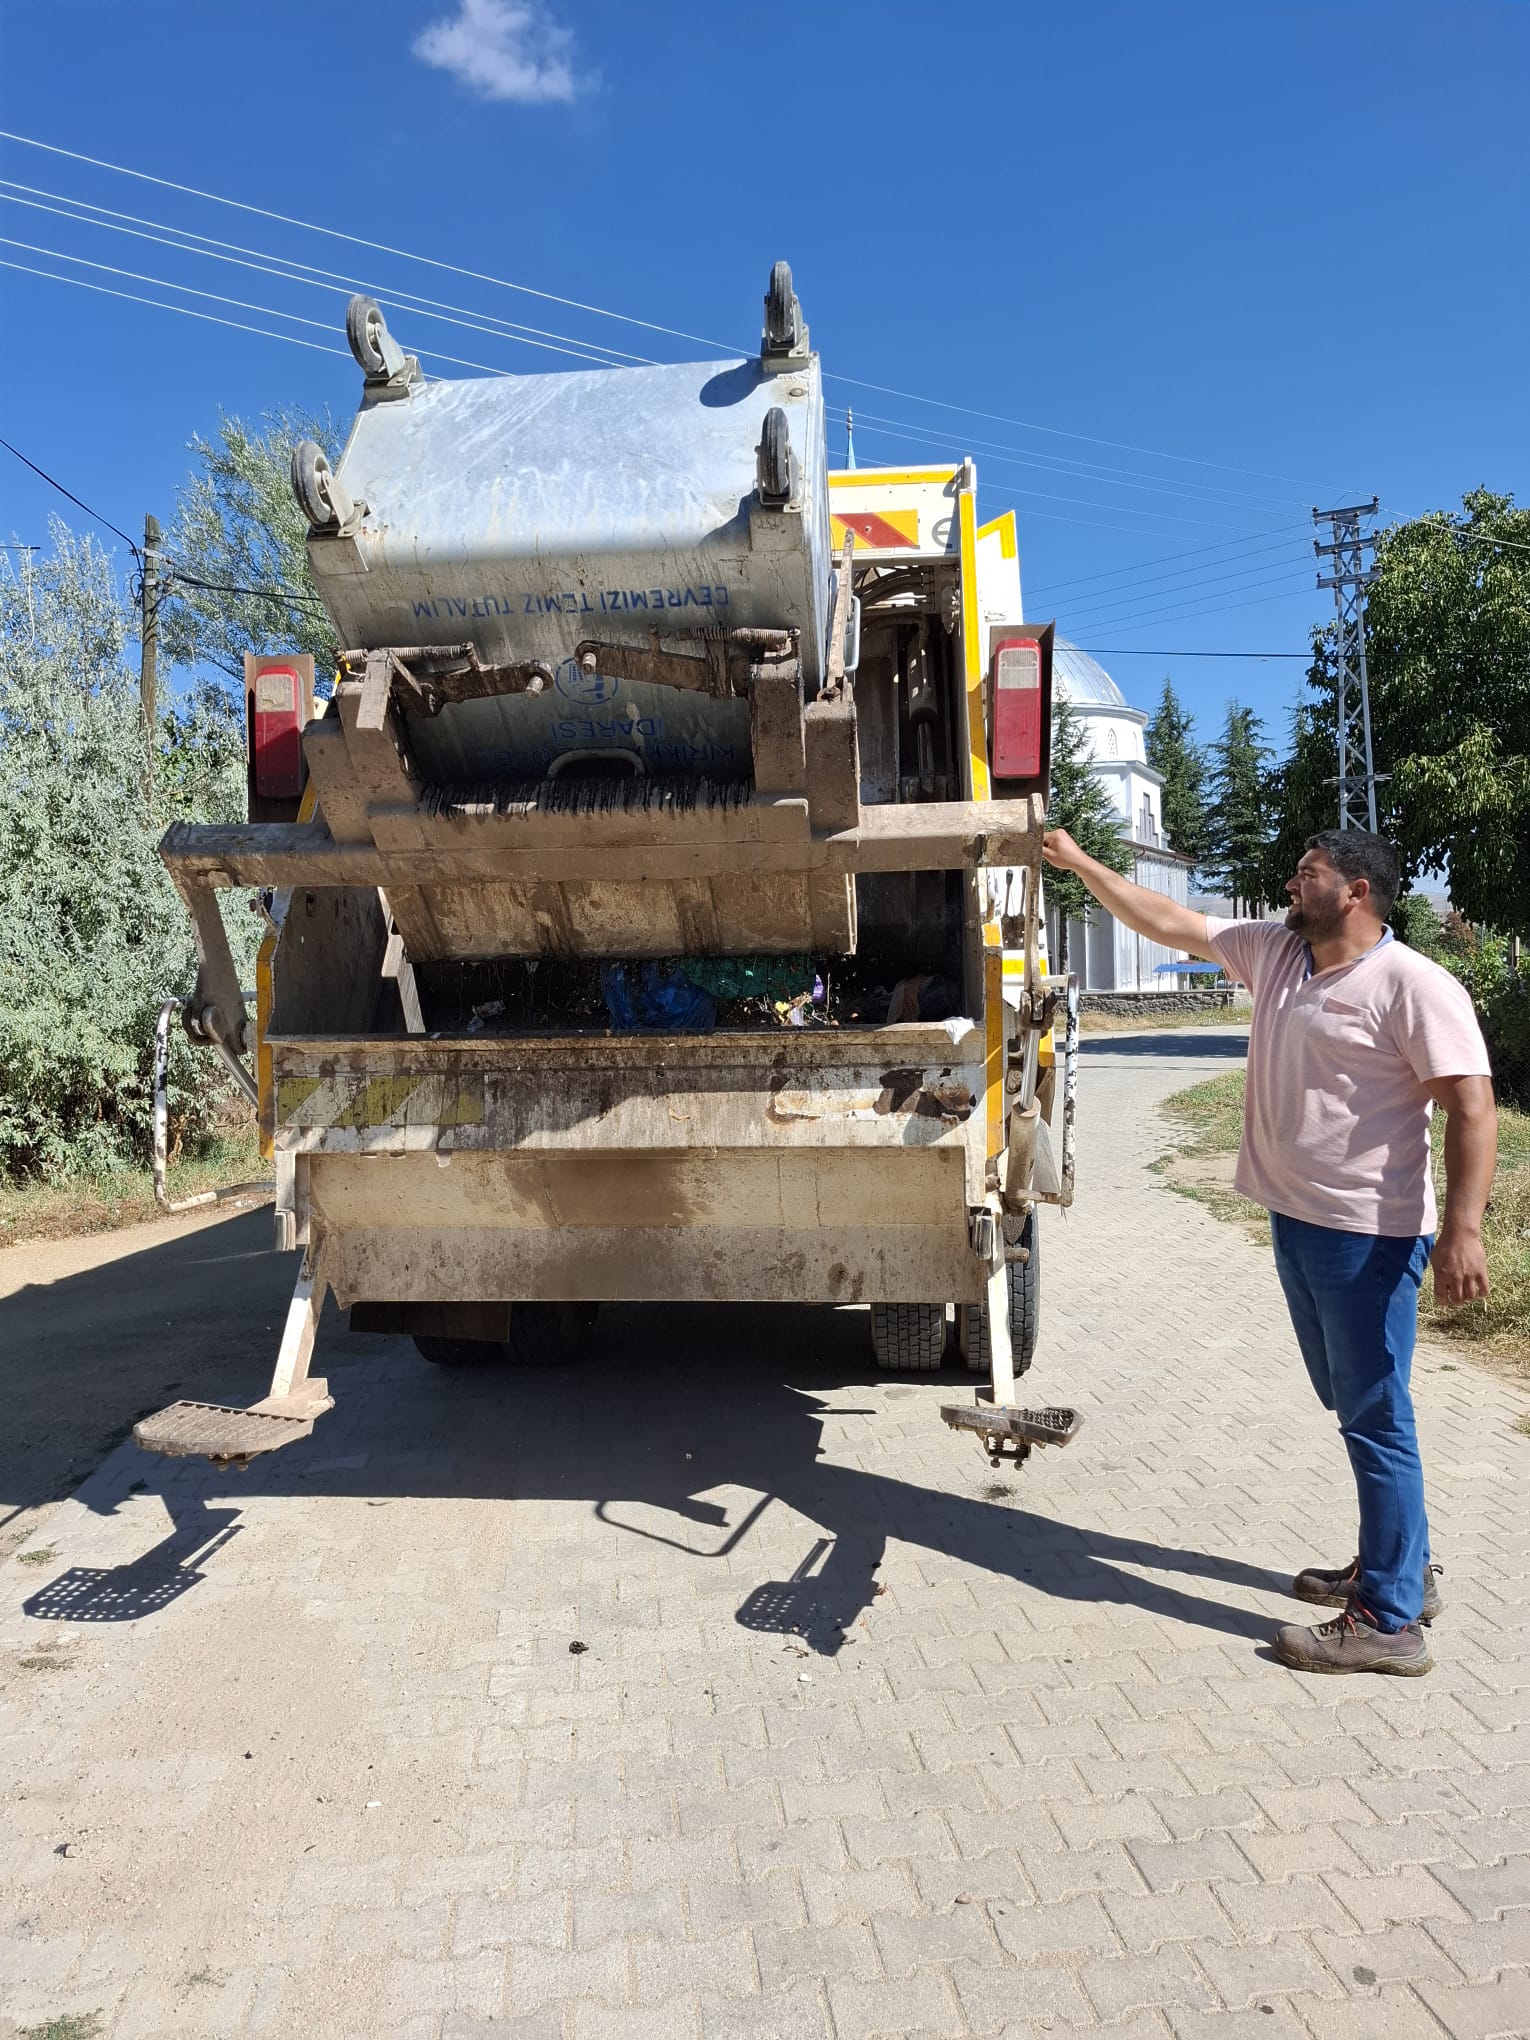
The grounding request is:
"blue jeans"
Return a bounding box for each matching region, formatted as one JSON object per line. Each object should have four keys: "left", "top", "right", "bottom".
{"left": 1269, "top": 1213, "right": 1433, "bottom": 1632}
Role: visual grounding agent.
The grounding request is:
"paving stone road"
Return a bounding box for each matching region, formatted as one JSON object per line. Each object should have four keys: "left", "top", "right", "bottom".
{"left": 2, "top": 1026, "right": 1527, "bottom": 2040}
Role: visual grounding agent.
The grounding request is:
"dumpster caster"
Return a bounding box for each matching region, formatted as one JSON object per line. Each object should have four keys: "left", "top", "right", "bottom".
{"left": 870, "top": 1303, "right": 947, "bottom": 1374}
{"left": 939, "top": 1401, "right": 1083, "bottom": 1467}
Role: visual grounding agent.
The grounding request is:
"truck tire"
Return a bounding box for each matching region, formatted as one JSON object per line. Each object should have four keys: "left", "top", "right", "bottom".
{"left": 505, "top": 1301, "right": 599, "bottom": 1367}
{"left": 870, "top": 1302, "right": 948, "bottom": 1373}
{"left": 959, "top": 1213, "right": 1040, "bottom": 1377}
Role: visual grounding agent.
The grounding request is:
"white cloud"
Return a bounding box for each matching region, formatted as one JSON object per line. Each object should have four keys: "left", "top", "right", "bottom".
{"left": 412, "top": 0, "right": 593, "bottom": 105}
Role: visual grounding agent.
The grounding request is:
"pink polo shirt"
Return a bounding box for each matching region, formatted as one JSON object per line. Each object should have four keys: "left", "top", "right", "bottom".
{"left": 1204, "top": 918, "right": 1491, "bottom": 1237}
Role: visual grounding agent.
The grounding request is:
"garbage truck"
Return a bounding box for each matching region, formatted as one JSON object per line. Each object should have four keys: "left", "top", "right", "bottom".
{"left": 139, "top": 264, "right": 1081, "bottom": 1472}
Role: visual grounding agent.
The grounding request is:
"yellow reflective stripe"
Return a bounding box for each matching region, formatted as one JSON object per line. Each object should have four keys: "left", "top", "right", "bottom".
{"left": 959, "top": 487, "right": 989, "bottom": 802}
{"left": 828, "top": 466, "right": 958, "bottom": 488}
{"left": 977, "top": 509, "right": 1018, "bottom": 561}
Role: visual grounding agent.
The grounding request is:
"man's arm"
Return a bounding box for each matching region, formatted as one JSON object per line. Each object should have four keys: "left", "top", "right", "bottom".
{"left": 1427, "top": 1074, "right": 1497, "bottom": 1304}
{"left": 1042, "top": 828, "right": 1220, "bottom": 961}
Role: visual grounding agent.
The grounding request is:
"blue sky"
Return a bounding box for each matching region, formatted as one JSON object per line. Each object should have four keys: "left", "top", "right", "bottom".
{"left": 0, "top": 0, "right": 1524, "bottom": 752}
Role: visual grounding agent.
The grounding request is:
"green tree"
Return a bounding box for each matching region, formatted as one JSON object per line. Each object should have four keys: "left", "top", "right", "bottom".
{"left": 1258, "top": 490, "right": 1530, "bottom": 938}
{"left": 1205, "top": 701, "right": 1272, "bottom": 915}
{"left": 1144, "top": 677, "right": 1212, "bottom": 870}
{"left": 0, "top": 524, "right": 256, "bottom": 1179}
{"left": 1045, "top": 695, "right": 1132, "bottom": 973}
{"left": 161, "top": 406, "right": 340, "bottom": 684}
{"left": 1391, "top": 891, "right": 1446, "bottom": 958}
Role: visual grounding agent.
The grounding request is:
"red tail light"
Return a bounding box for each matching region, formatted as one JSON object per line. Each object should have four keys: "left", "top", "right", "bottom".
{"left": 252, "top": 662, "right": 304, "bottom": 799}
{"left": 990, "top": 636, "right": 1043, "bottom": 780}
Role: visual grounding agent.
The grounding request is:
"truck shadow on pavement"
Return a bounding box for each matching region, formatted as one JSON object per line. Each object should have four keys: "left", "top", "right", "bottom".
{"left": 1079, "top": 1029, "right": 1250, "bottom": 1061}
{"left": 36, "top": 1293, "right": 1290, "bottom": 1659}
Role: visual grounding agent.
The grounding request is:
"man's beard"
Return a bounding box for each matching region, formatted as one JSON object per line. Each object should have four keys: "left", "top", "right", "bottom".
{"left": 1286, "top": 898, "right": 1343, "bottom": 940}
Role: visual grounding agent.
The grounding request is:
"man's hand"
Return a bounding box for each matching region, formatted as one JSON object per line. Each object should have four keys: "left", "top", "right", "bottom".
{"left": 1431, "top": 1225, "right": 1490, "bottom": 1306}
{"left": 1042, "top": 828, "right": 1086, "bottom": 871}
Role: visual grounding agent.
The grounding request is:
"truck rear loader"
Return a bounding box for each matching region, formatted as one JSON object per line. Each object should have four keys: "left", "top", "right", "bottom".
{"left": 138, "top": 265, "right": 1081, "bottom": 1473}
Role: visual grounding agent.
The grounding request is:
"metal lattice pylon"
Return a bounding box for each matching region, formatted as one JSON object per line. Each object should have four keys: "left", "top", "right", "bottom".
{"left": 1313, "top": 498, "right": 1381, "bottom": 831}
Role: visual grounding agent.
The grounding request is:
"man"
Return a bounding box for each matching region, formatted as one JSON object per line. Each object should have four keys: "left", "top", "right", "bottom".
{"left": 1043, "top": 826, "right": 1496, "bottom": 1677}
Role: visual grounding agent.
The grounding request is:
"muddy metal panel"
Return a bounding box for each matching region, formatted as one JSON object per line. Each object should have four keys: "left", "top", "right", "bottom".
{"left": 311, "top": 355, "right": 831, "bottom": 713}
{"left": 271, "top": 1025, "right": 988, "bottom": 1303}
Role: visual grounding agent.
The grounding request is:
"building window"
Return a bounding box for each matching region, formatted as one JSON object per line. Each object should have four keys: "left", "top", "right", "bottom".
{"left": 1140, "top": 793, "right": 1155, "bottom": 843}
{"left": 1106, "top": 729, "right": 1118, "bottom": 756}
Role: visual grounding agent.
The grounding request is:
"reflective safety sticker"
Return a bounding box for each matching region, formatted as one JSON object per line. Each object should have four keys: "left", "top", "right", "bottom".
{"left": 276, "top": 1074, "right": 485, "bottom": 1130}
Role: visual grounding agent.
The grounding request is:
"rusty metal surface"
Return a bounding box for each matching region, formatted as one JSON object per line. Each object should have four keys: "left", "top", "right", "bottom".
{"left": 133, "top": 1401, "right": 317, "bottom": 1462}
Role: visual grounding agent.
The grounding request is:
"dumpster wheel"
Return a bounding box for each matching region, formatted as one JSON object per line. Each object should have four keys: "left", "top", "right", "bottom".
{"left": 870, "top": 1302, "right": 948, "bottom": 1373}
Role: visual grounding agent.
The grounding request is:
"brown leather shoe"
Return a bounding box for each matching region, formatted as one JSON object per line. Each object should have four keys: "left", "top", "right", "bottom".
{"left": 1273, "top": 1605, "right": 1433, "bottom": 1677}
{"left": 1292, "top": 1557, "right": 1443, "bottom": 1623}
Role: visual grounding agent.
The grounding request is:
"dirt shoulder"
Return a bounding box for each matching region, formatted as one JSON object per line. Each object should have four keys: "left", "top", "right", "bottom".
{"left": 0, "top": 1204, "right": 299, "bottom": 1547}
{"left": 1156, "top": 1067, "right": 1530, "bottom": 1385}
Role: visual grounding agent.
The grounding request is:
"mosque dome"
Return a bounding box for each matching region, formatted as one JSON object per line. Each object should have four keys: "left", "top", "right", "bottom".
{"left": 1053, "top": 637, "right": 1128, "bottom": 709}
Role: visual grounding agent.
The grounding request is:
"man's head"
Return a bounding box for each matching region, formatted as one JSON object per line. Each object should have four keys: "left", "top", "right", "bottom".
{"left": 1286, "top": 830, "right": 1400, "bottom": 940}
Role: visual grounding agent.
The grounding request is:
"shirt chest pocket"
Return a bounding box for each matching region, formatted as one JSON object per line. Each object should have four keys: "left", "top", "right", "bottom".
{"left": 1312, "top": 994, "right": 1383, "bottom": 1057}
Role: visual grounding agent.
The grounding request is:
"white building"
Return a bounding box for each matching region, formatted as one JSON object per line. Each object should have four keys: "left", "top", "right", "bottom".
{"left": 1048, "top": 639, "right": 1194, "bottom": 993}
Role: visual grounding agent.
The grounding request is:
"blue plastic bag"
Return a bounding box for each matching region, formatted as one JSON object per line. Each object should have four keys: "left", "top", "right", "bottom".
{"left": 600, "top": 962, "right": 717, "bottom": 1033}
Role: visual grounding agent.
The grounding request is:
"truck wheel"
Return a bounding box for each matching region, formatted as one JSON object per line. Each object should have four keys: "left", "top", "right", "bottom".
{"left": 505, "top": 1301, "right": 599, "bottom": 1367}
{"left": 958, "top": 1213, "right": 1040, "bottom": 1377}
{"left": 870, "top": 1302, "right": 948, "bottom": 1373}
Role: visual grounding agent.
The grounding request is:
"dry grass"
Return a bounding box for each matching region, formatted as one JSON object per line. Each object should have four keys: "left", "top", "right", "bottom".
{"left": 1157, "top": 1072, "right": 1530, "bottom": 1379}
{"left": 0, "top": 1129, "right": 269, "bottom": 1248}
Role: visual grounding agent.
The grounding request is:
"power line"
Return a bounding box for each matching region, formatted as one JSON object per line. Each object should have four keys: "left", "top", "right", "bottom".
{"left": 827, "top": 401, "right": 1306, "bottom": 512}
{"left": 1074, "top": 647, "right": 1311, "bottom": 659}
{"left": 0, "top": 127, "right": 1341, "bottom": 496}
{"left": 165, "top": 568, "right": 324, "bottom": 608}
{"left": 0, "top": 257, "right": 349, "bottom": 361}
{"left": 1068, "top": 557, "right": 1318, "bottom": 634}
{"left": 844, "top": 414, "right": 1256, "bottom": 533}
{"left": 1030, "top": 528, "right": 1309, "bottom": 601}
{"left": 0, "top": 238, "right": 598, "bottom": 380}
{"left": 0, "top": 184, "right": 647, "bottom": 369}
{"left": 0, "top": 431, "right": 141, "bottom": 553}
{"left": 1037, "top": 534, "right": 1313, "bottom": 619}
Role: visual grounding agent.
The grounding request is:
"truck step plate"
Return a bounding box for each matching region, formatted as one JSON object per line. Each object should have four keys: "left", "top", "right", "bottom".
{"left": 133, "top": 1400, "right": 317, "bottom": 1464}
{"left": 940, "top": 1403, "right": 1083, "bottom": 1453}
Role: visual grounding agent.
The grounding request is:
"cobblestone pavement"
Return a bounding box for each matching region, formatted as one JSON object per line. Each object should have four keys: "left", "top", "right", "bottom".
{"left": 2, "top": 1027, "right": 1527, "bottom": 2039}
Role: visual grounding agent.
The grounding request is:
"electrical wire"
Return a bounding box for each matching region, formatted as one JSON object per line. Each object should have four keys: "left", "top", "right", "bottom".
{"left": 1030, "top": 535, "right": 1313, "bottom": 619}
{"left": 0, "top": 183, "right": 650, "bottom": 369}
{"left": 8, "top": 175, "right": 1316, "bottom": 520}
{"left": 842, "top": 414, "right": 1256, "bottom": 533}
{"left": 164, "top": 567, "right": 324, "bottom": 608}
{"left": 0, "top": 431, "right": 142, "bottom": 553}
{"left": 0, "top": 255, "right": 560, "bottom": 384}
{"left": 1074, "top": 647, "right": 1311, "bottom": 659}
{"left": 0, "top": 257, "right": 350, "bottom": 360}
{"left": 0, "top": 127, "right": 1343, "bottom": 496}
{"left": 832, "top": 403, "right": 1308, "bottom": 512}
{"left": 1029, "top": 528, "right": 1311, "bottom": 601}
{"left": 1070, "top": 577, "right": 1324, "bottom": 639}
{"left": 1068, "top": 554, "right": 1320, "bottom": 633}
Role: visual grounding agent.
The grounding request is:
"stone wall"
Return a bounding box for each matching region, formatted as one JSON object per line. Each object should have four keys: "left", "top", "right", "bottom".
{"left": 1079, "top": 988, "right": 1244, "bottom": 1016}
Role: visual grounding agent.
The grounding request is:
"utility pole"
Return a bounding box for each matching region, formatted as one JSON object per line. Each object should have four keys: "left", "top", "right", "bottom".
{"left": 141, "top": 512, "right": 160, "bottom": 785}
{"left": 1312, "top": 498, "right": 1381, "bottom": 831}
